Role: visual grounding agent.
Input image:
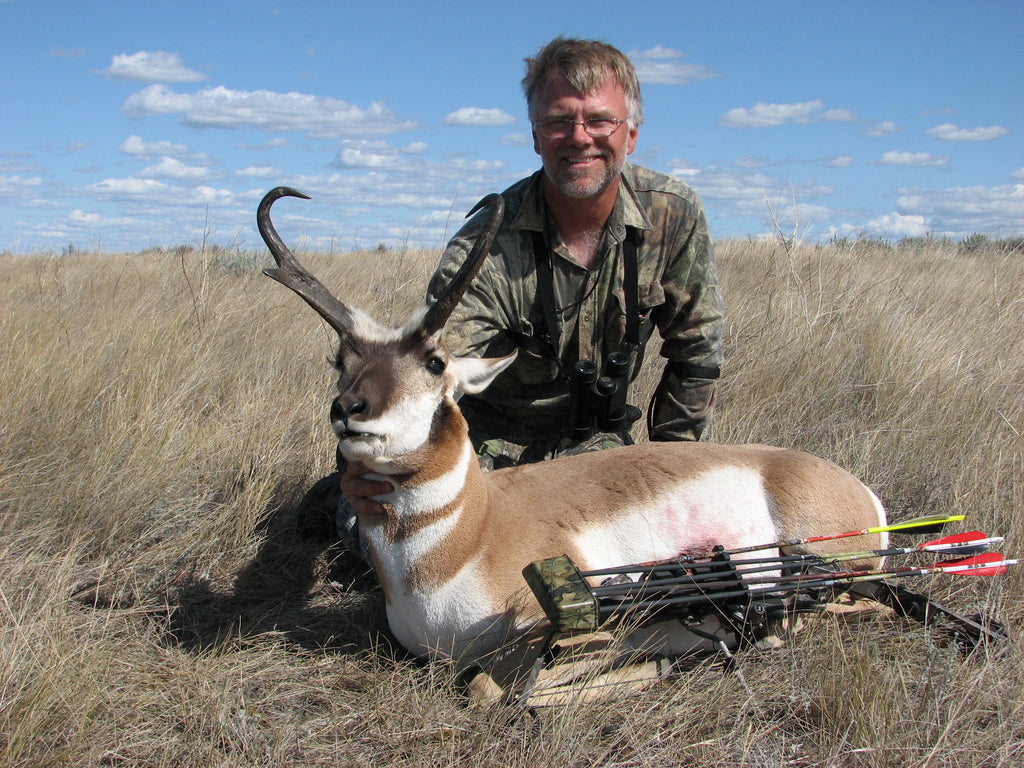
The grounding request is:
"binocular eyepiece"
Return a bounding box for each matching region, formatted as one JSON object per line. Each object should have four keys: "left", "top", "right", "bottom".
{"left": 568, "top": 351, "right": 631, "bottom": 441}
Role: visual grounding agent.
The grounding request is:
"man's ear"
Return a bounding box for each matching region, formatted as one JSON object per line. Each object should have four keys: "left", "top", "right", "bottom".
{"left": 448, "top": 351, "right": 518, "bottom": 395}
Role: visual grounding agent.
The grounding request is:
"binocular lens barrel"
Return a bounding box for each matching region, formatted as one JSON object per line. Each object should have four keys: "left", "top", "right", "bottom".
{"left": 569, "top": 353, "right": 631, "bottom": 441}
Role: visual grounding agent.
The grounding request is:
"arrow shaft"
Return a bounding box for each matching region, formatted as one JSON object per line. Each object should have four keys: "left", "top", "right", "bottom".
{"left": 750, "top": 514, "right": 968, "bottom": 553}
{"left": 814, "top": 535, "right": 1001, "bottom": 564}
{"left": 583, "top": 515, "right": 968, "bottom": 578}
{"left": 727, "top": 534, "right": 999, "bottom": 570}
{"left": 593, "top": 555, "right": 1016, "bottom": 613}
{"left": 747, "top": 555, "right": 1015, "bottom": 591}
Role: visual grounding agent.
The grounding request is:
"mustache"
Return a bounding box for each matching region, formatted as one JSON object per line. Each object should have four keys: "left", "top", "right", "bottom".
{"left": 558, "top": 151, "right": 609, "bottom": 161}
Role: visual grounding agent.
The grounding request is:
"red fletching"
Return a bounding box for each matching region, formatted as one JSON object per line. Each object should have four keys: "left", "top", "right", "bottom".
{"left": 937, "top": 552, "right": 1011, "bottom": 577}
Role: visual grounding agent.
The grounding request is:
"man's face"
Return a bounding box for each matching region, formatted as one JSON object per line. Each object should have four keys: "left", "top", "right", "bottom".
{"left": 532, "top": 72, "right": 638, "bottom": 200}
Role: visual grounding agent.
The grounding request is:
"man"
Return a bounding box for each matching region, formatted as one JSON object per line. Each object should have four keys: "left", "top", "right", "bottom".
{"left": 339, "top": 37, "right": 722, "bottom": 521}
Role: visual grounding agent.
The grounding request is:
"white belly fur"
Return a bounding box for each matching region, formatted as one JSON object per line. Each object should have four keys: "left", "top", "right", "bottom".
{"left": 572, "top": 466, "right": 780, "bottom": 569}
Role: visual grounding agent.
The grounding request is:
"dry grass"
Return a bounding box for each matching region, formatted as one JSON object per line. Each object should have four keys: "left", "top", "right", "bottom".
{"left": 1, "top": 238, "right": 1021, "bottom": 767}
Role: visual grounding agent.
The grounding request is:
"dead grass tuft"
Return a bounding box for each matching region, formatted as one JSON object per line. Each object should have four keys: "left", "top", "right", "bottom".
{"left": 1, "top": 241, "right": 1021, "bottom": 766}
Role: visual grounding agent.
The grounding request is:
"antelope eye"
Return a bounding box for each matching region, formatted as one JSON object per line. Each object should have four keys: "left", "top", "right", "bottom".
{"left": 426, "top": 356, "right": 446, "bottom": 375}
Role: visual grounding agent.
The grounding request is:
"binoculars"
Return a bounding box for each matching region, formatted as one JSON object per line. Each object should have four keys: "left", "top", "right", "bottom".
{"left": 568, "top": 351, "right": 631, "bottom": 441}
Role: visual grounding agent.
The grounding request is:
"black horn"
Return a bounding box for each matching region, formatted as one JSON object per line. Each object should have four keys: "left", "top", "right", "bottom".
{"left": 257, "top": 186, "right": 356, "bottom": 338}
{"left": 420, "top": 193, "right": 505, "bottom": 337}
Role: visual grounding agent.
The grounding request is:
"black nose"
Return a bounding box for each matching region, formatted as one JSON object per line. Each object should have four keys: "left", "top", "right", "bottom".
{"left": 330, "top": 399, "right": 365, "bottom": 423}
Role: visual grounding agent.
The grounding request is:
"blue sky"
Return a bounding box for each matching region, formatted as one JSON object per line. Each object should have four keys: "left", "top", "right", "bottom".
{"left": 2, "top": 0, "right": 1022, "bottom": 253}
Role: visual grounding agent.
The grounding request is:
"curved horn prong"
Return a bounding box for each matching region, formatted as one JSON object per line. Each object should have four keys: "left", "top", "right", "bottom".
{"left": 421, "top": 193, "right": 505, "bottom": 336}
{"left": 257, "top": 186, "right": 355, "bottom": 337}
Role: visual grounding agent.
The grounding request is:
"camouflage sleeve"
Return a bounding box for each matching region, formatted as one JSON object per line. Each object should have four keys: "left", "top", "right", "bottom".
{"left": 648, "top": 205, "right": 724, "bottom": 442}
{"left": 426, "top": 213, "right": 519, "bottom": 361}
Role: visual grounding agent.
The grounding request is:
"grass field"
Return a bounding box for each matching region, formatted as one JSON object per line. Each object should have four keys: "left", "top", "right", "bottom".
{"left": 1, "top": 236, "right": 1022, "bottom": 766}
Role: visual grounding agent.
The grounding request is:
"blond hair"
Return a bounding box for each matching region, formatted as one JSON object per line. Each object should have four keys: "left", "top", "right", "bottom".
{"left": 522, "top": 37, "right": 643, "bottom": 126}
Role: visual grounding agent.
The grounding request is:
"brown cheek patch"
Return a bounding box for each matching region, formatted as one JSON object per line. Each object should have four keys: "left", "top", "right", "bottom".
{"left": 384, "top": 400, "right": 468, "bottom": 483}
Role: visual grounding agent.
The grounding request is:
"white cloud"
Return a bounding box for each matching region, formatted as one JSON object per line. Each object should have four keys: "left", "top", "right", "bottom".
{"left": 446, "top": 157, "right": 505, "bottom": 173}
{"left": 827, "top": 213, "right": 929, "bottom": 241}
{"left": 277, "top": 158, "right": 516, "bottom": 224}
{"left": 123, "top": 85, "right": 193, "bottom": 117}
{"left": 822, "top": 108, "right": 857, "bottom": 123}
{"left": 719, "top": 100, "right": 856, "bottom": 128}
{"left": 827, "top": 155, "right": 854, "bottom": 168}
{"left": 85, "top": 177, "right": 241, "bottom": 218}
{"left": 926, "top": 123, "right": 1010, "bottom": 142}
{"left": 104, "top": 51, "right": 208, "bottom": 83}
{"left": 331, "top": 140, "right": 433, "bottom": 170}
{"left": 680, "top": 167, "right": 833, "bottom": 218}
{"left": 42, "top": 206, "right": 218, "bottom": 252}
{"left": 194, "top": 186, "right": 235, "bottom": 204}
{"left": 820, "top": 186, "right": 1024, "bottom": 241}
{"left": 628, "top": 46, "right": 721, "bottom": 85}
{"left": 1011, "top": 167, "right": 1024, "bottom": 180}
{"left": 733, "top": 156, "right": 770, "bottom": 168}
{"left": 90, "top": 177, "right": 170, "bottom": 195}
{"left": 866, "top": 121, "right": 898, "bottom": 137}
{"left": 334, "top": 148, "right": 410, "bottom": 171}
{"left": 123, "top": 85, "right": 417, "bottom": 139}
{"left": 868, "top": 213, "right": 929, "bottom": 237}
{"left": 865, "top": 121, "right": 899, "bottom": 137}
{"left": 498, "top": 133, "right": 531, "bottom": 147}
{"left": 119, "top": 135, "right": 210, "bottom": 163}
{"left": 667, "top": 158, "right": 701, "bottom": 177}
{"left": 442, "top": 107, "right": 516, "bottom": 127}
{"left": 238, "top": 137, "right": 290, "bottom": 151}
{"left": 137, "top": 157, "right": 212, "bottom": 180}
{"left": 0, "top": 175, "right": 44, "bottom": 197}
{"left": 68, "top": 209, "right": 101, "bottom": 224}
{"left": 120, "top": 134, "right": 168, "bottom": 155}
{"left": 896, "top": 184, "right": 1024, "bottom": 236}
{"left": 235, "top": 165, "right": 280, "bottom": 178}
{"left": 878, "top": 150, "right": 949, "bottom": 167}
{"left": 632, "top": 45, "right": 681, "bottom": 59}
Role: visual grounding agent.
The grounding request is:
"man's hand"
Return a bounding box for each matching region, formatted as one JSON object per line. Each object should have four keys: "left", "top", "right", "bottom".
{"left": 340, "top": 461, "right": 392, "bottom": 516}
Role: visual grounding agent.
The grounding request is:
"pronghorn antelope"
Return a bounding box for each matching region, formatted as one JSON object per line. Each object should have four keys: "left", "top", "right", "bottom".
{"left": 258, "top": 186, "right": 888, "bottom": 661}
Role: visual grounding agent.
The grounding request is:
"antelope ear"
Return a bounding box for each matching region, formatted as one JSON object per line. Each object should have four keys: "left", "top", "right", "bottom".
{"left": 449, "top": 351, "right": 517, "bottom": 395}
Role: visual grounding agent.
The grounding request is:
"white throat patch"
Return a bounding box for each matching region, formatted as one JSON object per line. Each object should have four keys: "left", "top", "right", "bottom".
{"left": 375, "top": 439, "right": 474, "bottom": 516}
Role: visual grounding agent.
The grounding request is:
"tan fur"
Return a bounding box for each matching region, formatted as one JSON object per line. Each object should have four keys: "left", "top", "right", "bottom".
{"left": 257, "top": 187, "right": 887, "bottom": 660}
{"left": 369, "top": 432, "right": 886, "bottom": 623}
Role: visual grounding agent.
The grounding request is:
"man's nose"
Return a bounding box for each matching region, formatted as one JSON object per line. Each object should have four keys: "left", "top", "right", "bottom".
{"left": 567, "top": 121, "right": 593, "bottom": 144}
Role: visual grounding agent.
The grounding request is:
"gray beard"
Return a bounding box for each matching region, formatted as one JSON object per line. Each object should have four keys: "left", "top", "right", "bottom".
{"left": 547, "top": 154, "right": 625, "bottom": 199}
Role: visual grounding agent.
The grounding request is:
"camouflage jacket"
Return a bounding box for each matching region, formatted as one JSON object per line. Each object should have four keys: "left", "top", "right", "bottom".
{"left": 427, "top": 164, "right": 724, "bottom": 452}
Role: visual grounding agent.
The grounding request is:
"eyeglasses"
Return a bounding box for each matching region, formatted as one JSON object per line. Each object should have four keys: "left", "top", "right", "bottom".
{"left": 533, "top": 117, "right": 628, "bottom": 139}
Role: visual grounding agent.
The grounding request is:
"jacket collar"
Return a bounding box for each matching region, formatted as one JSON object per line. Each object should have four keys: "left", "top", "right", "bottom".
{"left": 510, "top": 165, "right": 653, "bottom": 243}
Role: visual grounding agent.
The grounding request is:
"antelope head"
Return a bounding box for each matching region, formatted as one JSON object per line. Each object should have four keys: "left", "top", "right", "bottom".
{"left": 257, "top": 187, "right": 514, "bottom": 472}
